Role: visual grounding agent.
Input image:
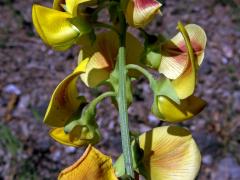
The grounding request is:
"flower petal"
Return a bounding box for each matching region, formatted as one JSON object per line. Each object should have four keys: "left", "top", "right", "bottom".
{"left": 49, "top": 126, "right": 100, "bottom": 147}
{"left": 32, "top": 5, "right": 83, "bottom": 51}
{"left": 79, "top": 31, "right": 143, "bottom": 87}
{"left": 159, "top": 24, "right": 207, "bottom": 79}
{"left": 53, "top": 0, "right": 66, "bottom": 11}
{"left": 44, "top": 59, "right": 89, "bottom": 127}
{"left": 139, "top": 126, "right": 201, "bottom": 180}
{"left": 158, "top": 95, "right": 207, "bottom": 122}
{"left": 58, "top": 145, "right": 118, "bottom": 180}
{"left": 126, "top": 0, "right": 162, "bottom": 28}
{"left": 65, "top": 0, "right": 97, "bottom": 16}
{"left": 171, "top": 62, "right": 195, "bottom": 99}
{"left": 80, "top": 52, "right": 111, "bottom": 87}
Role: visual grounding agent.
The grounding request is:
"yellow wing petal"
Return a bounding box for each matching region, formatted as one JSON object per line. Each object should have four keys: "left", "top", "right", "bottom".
{"left": 159, "top": 24, "right": 207, "bottom": 80}
{"left": 80, "top": 52, "right": 111, "bottom": 87}
{"left": 58, "top": 145, "right": 118, "bottom": 180}
{"left": 158, "top": 95, "right": 206, "bottom": 122}
{"left": 139, "top": 126, "right": 201, "bottom": 180}
{"left": 49, "top": 126, "right": 100, "bottom": 147}
{"left": 44, "top": 59, "right": 89, "bottom": 127}
{"left": 126, "top": 0, "right": 162, "bottom": 28}
{"left": 32, "top": 4, "right": 80, "bottom": 51}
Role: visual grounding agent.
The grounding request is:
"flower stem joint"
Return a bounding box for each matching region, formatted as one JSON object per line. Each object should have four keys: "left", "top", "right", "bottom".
{"left": 32, "top": 0, "right": 207, "bottom": 179}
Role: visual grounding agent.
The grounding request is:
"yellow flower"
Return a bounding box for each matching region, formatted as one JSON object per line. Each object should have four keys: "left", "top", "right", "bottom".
{"left": 32, "top": 1, "right": 93, "bottom": 51}
{"left": 115, "top": 126, "right": 201, "bottom": 180}
{"left": 58, "top": 145, "right": 117, "bottom": 180}
{"left": 79, "top": 31, "right": 143, "bottom": 87}
{"left": 43, "top": 59, "right": 100, "bottom": 147}
{"left": 159, "top": 24, "right": 207, "bottom": 99}
{"left": 146, "top": 24, "right": 207, "bottom": 122}
{"left": 157, "top": 95, "right": 206, "bottom": 122}
{"left": 125, "top": 0, "right": 162, "bottom": 28}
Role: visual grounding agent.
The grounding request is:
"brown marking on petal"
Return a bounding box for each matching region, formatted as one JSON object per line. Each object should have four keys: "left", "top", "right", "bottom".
{"left": 97, "top": 36, "right": 118, "bottom": 71}
{"left": 178, "top": 39, "right": 203, "bottom": 56}
{"left": 57, "top": 75, "right": 76, "bottom": 107}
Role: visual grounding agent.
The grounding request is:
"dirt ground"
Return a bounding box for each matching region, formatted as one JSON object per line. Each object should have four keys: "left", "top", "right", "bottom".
{"left": 0, "top": 0, "right": 240, "bottom": 179}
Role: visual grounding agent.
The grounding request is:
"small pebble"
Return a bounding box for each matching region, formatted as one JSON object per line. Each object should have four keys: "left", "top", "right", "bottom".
{"left": 3, "top": 84, "right": 21, "bottom": 95}
{"left": 148, "top": 114, "right": 159, "bottom": 124}
{"left": 202, "top": 154, "right": 213, "bottom": 165}
{"left": 65, "top": 147, "right": 77, "bottom": 154}
{"left": 52, "top": 150, "right": 61, "bottom": 162}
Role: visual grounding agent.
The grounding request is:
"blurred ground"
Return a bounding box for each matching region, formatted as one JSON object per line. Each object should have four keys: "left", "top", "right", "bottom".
{"left": 0, "top": 0, "right": 240, "bottom": 179}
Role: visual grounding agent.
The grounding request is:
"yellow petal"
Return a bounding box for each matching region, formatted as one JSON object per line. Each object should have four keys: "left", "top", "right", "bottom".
{"left": 172, "top": 63, "right": 195, "bottom": 99}
{"left": 79, "top": 31, "right": 143, "bottom": 87}
{"left": 159, "top": 24, "right": 207, "bottom": 79}
{"left": 32, "top": 5, "right": 80, "bottom": 51}
{"left": 65, "top": 0, "right": 97, "bottom": 16}
{"left": 158, "top": 95, "right": 207, "bottom": 122}
{"left": 49, "top": 126, "right": 100, "bottom": 147}
{"left": 139, "top": 126, "right": 201, "bottom": 180}
{"left": 44, "top": 58, "right": 89, "bottom": 127}
{"left": 80, "top": 52, "right": 111, "bottom": 87}
{"left": 53, "top": 0, "right": 66, "bottom": 11}
{"left": 126, "top": 31, "right": 144, "bottom": 77}
{"left": 58, "top": 145, "right": 118, "bottom": 180}
{"left": 126, "top": 0, "right": 162, "bottom": 28}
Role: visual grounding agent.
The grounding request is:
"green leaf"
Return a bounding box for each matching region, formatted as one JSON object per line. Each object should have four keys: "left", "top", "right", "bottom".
{"left": 0, "top": 124, "right": 22, "bottom": 156}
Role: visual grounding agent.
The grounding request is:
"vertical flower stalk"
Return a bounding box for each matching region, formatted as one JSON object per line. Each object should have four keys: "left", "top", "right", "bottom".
{"left": 116, "top": 11, "right": 134, "bottom": 178}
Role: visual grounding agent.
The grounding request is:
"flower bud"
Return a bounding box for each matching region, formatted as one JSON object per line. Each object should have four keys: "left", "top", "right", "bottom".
{"left": 125, "top": 0, "right": 162, "bottom": 28}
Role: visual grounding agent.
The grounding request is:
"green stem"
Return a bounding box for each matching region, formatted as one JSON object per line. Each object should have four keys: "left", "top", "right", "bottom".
{"left": 64, "top": 91, "right": 116, "bottom": 132}
{"left": 126, "top": 64, "right": 154, "bottom": 83}
{"left": 89, "top": 91, "right": 116, "bottom": 109}
{"left": 117, "top": 13, "right": 134, "bottom": 178}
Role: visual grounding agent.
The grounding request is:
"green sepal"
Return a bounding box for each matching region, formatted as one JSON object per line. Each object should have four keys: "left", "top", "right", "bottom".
{"left": 68, "top": 16, "right": 96, "bottom": 46}
{"left": 64, "top": 102, "right": 101, "bottom": 144}
{"left": 150, "top": 77, "right": 180, "bottom": 104}
{"left": 68, "top": 17, "right": 93, "bottom": 36}
{"left": 142, "top": 48, "right": 162, "bottom": 69}
{"left": 149, "top": 77, "right": 180, "bottom": 118}
{"left": 114, "top": 139, "right": 147, "bottom": 178}
{"left": 141, "top": 32, "right": 166, "bottom": 69}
